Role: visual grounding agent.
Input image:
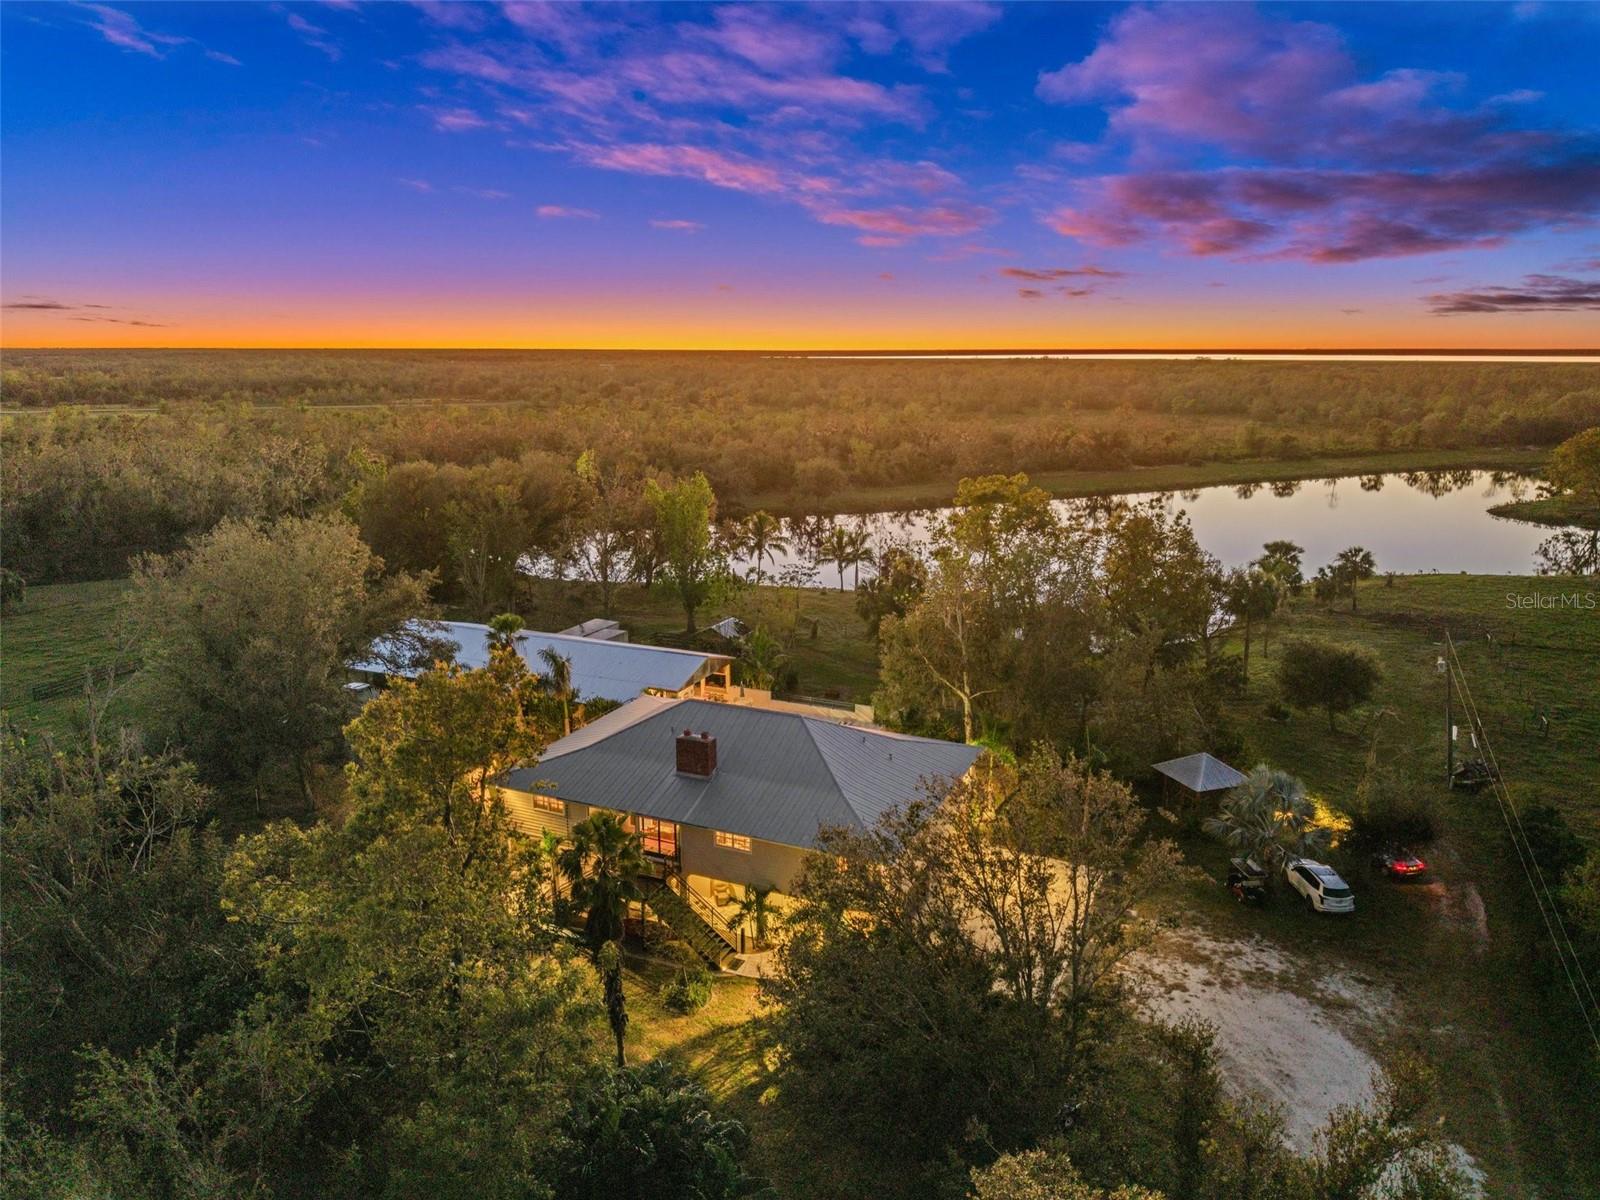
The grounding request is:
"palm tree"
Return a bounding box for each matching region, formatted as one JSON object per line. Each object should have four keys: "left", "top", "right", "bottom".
{"left": 538, "top": 646, "right": 576, "bottom": 736}
{"left": 598, "top": 939, "right": 628, "bottom": 1066}
{"left": 743, "top": 510, "right": 788, "bottom": 583}
{"left": 716, "top": 518, "right": 751, "bottom": 563}
{"left": 818, "top": 523, "right": 853, "bottom": 591}
{"left": 1223, "top": 568, "right": 1282, "bottom": 679}
{"left": 737, "top": 626, "right": 788, "bottom": 690}
{"left": 1202, "top": 765, "right": 1329, "bottom": 875}
{"left": 487, "top": 611, "right": 524, "bottom": 651}
{"left": 1332, "top": 545, "right": 1377, "bottom": 612}
{"left": 559, "top": 812, "right": 647, "bottom": 952}
{"left": 733, "top": 885, "right": 778, "bottom": 950}
{"left": 1256, "top": 541, "right": 1305, "bottom": 594}
{"left": 844, "top": 526, "right": 873, "bottom": 589}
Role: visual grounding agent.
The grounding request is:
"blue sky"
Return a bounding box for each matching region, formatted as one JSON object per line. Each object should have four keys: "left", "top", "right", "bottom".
{"left": 3, "top": 1, "right": 1598, "bottom": 348}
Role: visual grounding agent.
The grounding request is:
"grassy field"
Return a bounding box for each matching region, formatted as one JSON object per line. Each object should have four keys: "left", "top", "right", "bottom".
{"left": 1193, "top": 574, "right": 1600, "bottom": 1196}
{"left": 749, "top": 446, "right": 1551, "bottom": 515}
{"left": 1488, "top": 494, "right": 1600, "bottom": 530}
{"left": 0, "top": 578, "right": 137, "bottom": 736}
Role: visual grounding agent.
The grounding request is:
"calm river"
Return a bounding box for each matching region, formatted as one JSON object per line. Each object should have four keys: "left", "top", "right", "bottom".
{"left": 745, "top": 470, "right": 1575, "bottom": 581}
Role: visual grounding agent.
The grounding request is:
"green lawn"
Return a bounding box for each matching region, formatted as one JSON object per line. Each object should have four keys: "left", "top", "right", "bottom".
{"left": 1200, "top": 574, "right": 1600, "bottom": 1197}
{"left": 1488, "top": 494, "right": 1600, "bottom": 530}
{"left": 0, "top": 578, "right": 136, "bottom": 736}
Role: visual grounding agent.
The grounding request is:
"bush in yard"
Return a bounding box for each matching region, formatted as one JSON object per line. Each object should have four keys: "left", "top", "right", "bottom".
{"left": 1276, "top": 638, "right": 1382, "bottom": 731}
{"left": 1346, "top": 763, "right": 1440, "bottom": 847}
{"left": 555, "top": 1060, "right": 763, "bottom": 1200}
{"left": 658, "top": 941, "right": 714, "bottom": 1013}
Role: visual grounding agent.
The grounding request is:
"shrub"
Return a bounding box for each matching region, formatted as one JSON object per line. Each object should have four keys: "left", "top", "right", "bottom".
{"left": 1276, "top": 638, "right": 1382, "bottom": 731}
{"left": 659, "top": 965, "right": 713, "bottom": 1014}
{"left": 1263, "top": 699, "right": 1291, "bottom": 722}
{"left": 1346, "top": 766, "right": 1440, "bottom": 847}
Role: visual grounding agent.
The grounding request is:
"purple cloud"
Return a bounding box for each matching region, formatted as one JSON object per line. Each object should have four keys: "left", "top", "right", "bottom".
{"left": 1038, "top": 4, "right": 1600, "bottom": 263}
{"left": 815, "top": 203, "right": 995, "bottom": 247}
{"left": 417, "top": 4, "right": 994, "bottom": 247}
{"left": 536, "top": 204, "right": 599, "bottom": 219}
{"left": 650, "top": 218, "right": 705, "bottom": 233}
{"left": 287, "top": 12, "right": 341, "bottom": 62}
{"left": 75, "top": 3, "right": 238, "bottom": 64}
{"left": 1000, "top": 266, "right": 1124, "bottom": 281}
{"left": 1425, "top": 273, "right": 1600, "bottom": 314}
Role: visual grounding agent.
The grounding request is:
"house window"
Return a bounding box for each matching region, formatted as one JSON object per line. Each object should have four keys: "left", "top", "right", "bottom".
{"left": 637, "top": 816, "right": 678, "bottom": 857}
{"left": 714, "top": 830, "right": 752, "bottom": 853}
{"left": 530, "top": 795, "right": 564, "bottom": 815}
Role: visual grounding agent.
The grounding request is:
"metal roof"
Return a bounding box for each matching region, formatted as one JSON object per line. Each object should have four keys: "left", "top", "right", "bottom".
{"left": 1150, "top": 752, "right": 1246, "bottom": 794}
{"left": 502, "top": 696, "right": 982, "bottom": 850}
{"left": 352, "top": 620, "right": 730, "bottom": 704}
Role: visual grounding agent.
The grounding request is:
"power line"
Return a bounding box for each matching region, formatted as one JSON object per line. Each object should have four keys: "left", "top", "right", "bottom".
{"left": 1444, "top": 633, "right": 1600, "bottom": 1053}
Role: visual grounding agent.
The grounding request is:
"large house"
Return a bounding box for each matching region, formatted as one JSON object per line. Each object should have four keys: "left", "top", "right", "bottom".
{"left": 351, "top": 619, "right": 735, "bottom": 703}
{"left": 499, "top": 695, "right": 982, "bottom": 961}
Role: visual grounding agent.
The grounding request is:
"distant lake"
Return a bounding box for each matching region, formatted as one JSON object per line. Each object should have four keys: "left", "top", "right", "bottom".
{"left": 742, "top": 470, "right": 1577, "bottom": 581}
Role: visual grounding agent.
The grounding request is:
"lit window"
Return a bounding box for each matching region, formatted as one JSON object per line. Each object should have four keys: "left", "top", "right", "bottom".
{"left": 530, "top": 795, "right": 564, "bottom": 814}
{"left": 638, "top": 816, "right": 678, "bottom": 856}
{"left": 714, "top": 830, "right": 752, "bottom": 853}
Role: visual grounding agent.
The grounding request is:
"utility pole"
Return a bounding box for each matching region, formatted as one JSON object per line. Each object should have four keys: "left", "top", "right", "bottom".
{"left": 1439, "top": 637, "right": 1455, "bottom": 787}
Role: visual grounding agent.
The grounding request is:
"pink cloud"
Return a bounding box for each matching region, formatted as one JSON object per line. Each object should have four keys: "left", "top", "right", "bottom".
{"left": 417, "top": 5, "right": 995, "bottom": 249}
{"left": 425, "top": 106, "right": 491, "bottom": 133}
{"left": 576, "top": 143, "right": 788, "bottom": 196}
{"left": 816, "top": 203, "right": 994, "bottom": 246}
{"left": 650, "top": 219, "right": 705, "bottom": 233}
{"left": 1000, "top": 266, "right": 1125, "bottom": 281}
{"left": 77, "top": 4, "right": 237, "bottom": 64}
{"left": 691, "top": 6, "right": 840, "bottom": 75}
{"left": 1037, "top": 5, "right": 1600, "bottom": 263}
{"left": 286, "top": 12, "right": 340, "bottom": 61}
{"left": 537, "top": 205, "right": 599, "bottom": 219}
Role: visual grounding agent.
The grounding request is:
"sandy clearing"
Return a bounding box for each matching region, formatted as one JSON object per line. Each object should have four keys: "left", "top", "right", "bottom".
{"left": 1129, "top": 925, "right": 1389, "bottom": 1150}
{"left": 1129, "top": 923, "right": 1487, "bottom": 1193}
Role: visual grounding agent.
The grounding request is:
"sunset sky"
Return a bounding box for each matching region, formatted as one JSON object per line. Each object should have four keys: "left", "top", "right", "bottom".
{"left": 3, "top": 1, "right": 1598, "bottom": 350}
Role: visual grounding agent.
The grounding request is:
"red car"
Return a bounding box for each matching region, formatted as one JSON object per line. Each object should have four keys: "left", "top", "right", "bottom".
{"left": 1373, "top": 846, "right": 1428, "bottom": 880}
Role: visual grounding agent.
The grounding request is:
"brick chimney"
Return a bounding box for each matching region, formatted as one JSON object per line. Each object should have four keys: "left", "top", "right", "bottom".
{"left": 675, "top": 728, "right": 717, "bottom": 777}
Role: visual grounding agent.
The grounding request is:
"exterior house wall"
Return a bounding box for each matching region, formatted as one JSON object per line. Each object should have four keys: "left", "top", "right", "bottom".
{"left": 497, "top": 787, "right": 807, "bottom": 893}
{"left": 677, "top": 823, "right": 809, "bottom": 894}
{"left": 499, "top": 789, "right": 590, "bottom": 841}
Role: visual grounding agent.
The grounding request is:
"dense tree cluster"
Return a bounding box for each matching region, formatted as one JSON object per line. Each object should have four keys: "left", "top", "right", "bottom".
{"left": 0, "top": 652, "right": 766, "bottom": 1200}
{"left": 873, "top": 474, "right": 1241, "bottom": 770}
{"left": 6, "top": 352, "right": 1596, "bottom": 584}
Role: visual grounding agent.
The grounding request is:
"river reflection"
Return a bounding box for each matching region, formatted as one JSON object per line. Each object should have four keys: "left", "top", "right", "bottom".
{"left": 741, "top": 470, "right": 1579, "bottom": 582}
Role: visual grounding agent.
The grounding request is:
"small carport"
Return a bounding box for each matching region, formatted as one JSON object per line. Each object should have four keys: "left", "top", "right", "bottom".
{"left": 1151, "top": 752, "right": 1246, "bottom": 824}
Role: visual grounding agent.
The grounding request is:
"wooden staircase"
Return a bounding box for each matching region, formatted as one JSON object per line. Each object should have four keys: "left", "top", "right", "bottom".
{"left": 641, "top": 871, "right": 741, "bottom": 966}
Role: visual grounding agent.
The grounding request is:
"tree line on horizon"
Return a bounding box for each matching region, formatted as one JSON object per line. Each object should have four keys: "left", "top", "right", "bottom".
{"left": 5, "top": 353, "right": 1596, "bottom": 584}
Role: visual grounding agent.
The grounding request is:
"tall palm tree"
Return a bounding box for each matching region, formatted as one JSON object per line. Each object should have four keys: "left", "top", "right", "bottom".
{"left": 1223, "top": 568, "right": 1282, "bottom": 679}
{"left": 844, "top": 526, "right": 874, "bottom": 590}
{"left": 538, "top": 646, "right": 576, "bottom": 736}
{"left": 598, "top": 939, "right": 628, "bottom": 1066}
{"left": 559, "top": 812, "right": 647, "bottom": 952}
{"left": 1202, "top": 765, "right": 1329, "bottom": 874}
{"left": 818, "top": 523, "right": 853, "bottom": 591}
{"left": 743, "top": 510, "right": 789, "bottom": 583}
